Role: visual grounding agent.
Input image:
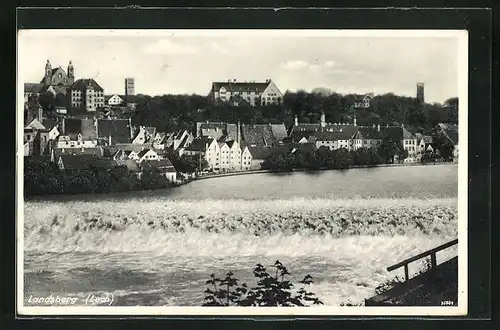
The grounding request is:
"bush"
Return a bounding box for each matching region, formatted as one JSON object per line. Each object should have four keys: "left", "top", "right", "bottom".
{"left": 202, "top": 260, "right": 323, "bottom": 307}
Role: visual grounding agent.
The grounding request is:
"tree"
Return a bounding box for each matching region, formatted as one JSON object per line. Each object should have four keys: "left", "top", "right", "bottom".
{"left": 433, "top": 132, "right": 454, "bottom": 161}
{"left": 38, "top": 91, "right": 55, "bottom": 112}
{"left": 203, "top": 260, "right": 323, "bottom": 307}
{"left": 352, "top": 147, "right": 371, "bottom": 166}
{"left": 378, "top": 136, "right": 404, "bottom": 163}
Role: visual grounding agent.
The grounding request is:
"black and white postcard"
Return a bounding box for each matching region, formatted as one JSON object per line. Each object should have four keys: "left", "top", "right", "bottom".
{"left": 17, "top": 29, "right": 468, "bottom": 316}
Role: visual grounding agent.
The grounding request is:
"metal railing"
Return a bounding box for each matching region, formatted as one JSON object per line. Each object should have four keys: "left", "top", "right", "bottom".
{"left": 387, "top": 239, "right": 458, "bottom": 282}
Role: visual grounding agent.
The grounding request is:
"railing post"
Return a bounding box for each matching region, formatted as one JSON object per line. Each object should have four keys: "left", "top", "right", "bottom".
{"left": 404, "top": 264, "right": 409, "bottom": 282}
{"left": 431, "top": 253, "right": 437, "bottom": 269}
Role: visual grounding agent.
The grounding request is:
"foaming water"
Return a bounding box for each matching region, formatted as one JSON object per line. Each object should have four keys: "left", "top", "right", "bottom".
{"left": 24, "top": 197, "right": 457, "bottom": 306}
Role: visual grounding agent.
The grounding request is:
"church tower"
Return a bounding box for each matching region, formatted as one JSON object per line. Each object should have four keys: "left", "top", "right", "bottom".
{"left": 67, "top": 60, "right": 74, "bottom": 85}
{"left": 44, "top": 59, "right": 52, "bottom": 86}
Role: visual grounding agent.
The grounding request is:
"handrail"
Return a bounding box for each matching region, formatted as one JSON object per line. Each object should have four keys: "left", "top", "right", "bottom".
{"left": 387, "top": 239, "right": 458, "bottom": 282}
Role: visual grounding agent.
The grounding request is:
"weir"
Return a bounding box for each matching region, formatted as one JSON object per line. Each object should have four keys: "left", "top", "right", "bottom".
{"left": 365, "top": 239, "right": 458, "bottom": 306}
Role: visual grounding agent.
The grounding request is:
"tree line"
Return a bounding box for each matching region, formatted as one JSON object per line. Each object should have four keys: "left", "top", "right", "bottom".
{"left": 260, "top": 131, "right": 455, "bottom": 172}
{"left": 126, "top": 91, "right": 458, "bottom": 135}
{"left": 24, "top": 157, "right": 170, "bottom": 197}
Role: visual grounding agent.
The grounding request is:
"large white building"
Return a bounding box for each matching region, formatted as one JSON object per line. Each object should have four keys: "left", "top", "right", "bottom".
{"left": 70, "top": 78, "right": 105, "bottom": 111}
{"left": 209, "top": 79, "right": 283, "bottom": 106}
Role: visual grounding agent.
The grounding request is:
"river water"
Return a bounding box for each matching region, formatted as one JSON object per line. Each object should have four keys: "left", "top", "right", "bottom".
{"left": 24, "top": 164, "right": 459, "bottom": 306}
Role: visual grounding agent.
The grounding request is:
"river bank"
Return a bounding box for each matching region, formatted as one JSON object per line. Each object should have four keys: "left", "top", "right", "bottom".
{"left": 193, "top": 161, "right": 456, "bottom": 181}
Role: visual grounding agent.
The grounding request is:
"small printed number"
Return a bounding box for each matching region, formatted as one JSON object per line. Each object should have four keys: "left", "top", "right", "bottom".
{"left": 441, "top": 301, "right": 454, "bottom": 306}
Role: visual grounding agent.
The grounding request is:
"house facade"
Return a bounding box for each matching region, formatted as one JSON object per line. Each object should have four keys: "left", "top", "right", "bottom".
{"left": 137, "top": 149, "right": 159, "bottom": 163}
{"left": 209, "top": 79, "right": 283, "bottom": 106}
{"left": 106, "top": 94, "right": 124, "bottom": 106}
{"left": 70, "top": 78, "right": 105, "bottom": 111}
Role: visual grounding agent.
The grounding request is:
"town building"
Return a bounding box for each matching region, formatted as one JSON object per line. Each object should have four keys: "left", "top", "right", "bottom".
{"left": 354, "top": 93, "right": 374, "bottom": 109}
{"left": 70, "top": 78, "right": 105, "bottom": 111}
{"left": 105, "top": 94, "right": 124, "bottom": 106}
{"left": 97, "top": 118, "right": 134, "bottom": 145}
{"left": 57, "top": 154, "right": 117, "bottom": 172}
{"left": 435, "top": 123, "right": 458, "bottom": 161}
{"left": 352, "top": 125, "right": 383, "bottom": 151}
{"left": 141, "top": 159, "right": 177, "bottom": 183}
{"left": 209, "top": 79, "right": 283, "bottom": 106}
{"left": 24, "top": 59, "right": 74, "bottom": 105}
{"left": 226, "top": 140, "right": 242, "bottom": 171}
{"left": 125, "top": 78, "right": 135, "bottom": 98}
{"left": 417, "top": 82, "right": 425, "bottom": 105}
{"left": 131, "top": 126, "right": 156, "bottom": 145}
{"left": 136, "top": 148, "right": 159, "bottom": 163}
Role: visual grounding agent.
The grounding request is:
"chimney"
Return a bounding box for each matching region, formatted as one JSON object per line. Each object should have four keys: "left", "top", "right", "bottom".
{"left": 61, "top": 118, "right": 66, "bottom": 134}
{"left": 377, "top": 124, "right": 381, "bottom": 132}
{"left": 353, "top": 116, "right": 357, "bottom": 126}
{"left": 128, "top": 117, "right": 132, "bottom": 138}
{"left": 108, "top": 135, "right": 112, "bottom": 145}
{"left": 38, "top": 107, "right": 43, "bottom": 121}
{"left": 294, "top": 115, "right": 298, "bottom": 127}
{"left": 401, "top": 124, "right": 404, "bottom": 129}
{"left": 372, "top": 124, "right": 376, "bottom": 129}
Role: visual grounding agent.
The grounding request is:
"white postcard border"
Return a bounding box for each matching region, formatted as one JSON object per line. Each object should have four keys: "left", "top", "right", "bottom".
{"left": 16, "top": 29, "right": 468, "bottom": 316}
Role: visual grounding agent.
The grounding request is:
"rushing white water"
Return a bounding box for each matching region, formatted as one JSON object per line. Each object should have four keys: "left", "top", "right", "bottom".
{"left": 24, "top": 196, "right": 458, "bottom": 306}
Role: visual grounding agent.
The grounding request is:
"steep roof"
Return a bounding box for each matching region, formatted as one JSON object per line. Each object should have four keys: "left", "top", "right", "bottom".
{"left": 116, "top": 159, "right": 141, "bottom": 173}
{"left": 142, "top": 159, "right": 176, "bottom": 173}
{"left": 291, "top": 131, "right": 314, "bottom": 143}
{"left": 137, "top": 149, "right": 153, "bottom": 158}
{"left": 153, "top": 132, "right": 166, "bottom": 144}
{"left": 246, "top": 146, "right": 274, "bottom": 160}
{"left": 63, "top": 118, "right": 82, "bottom": 135}
{"left": 58, "top": 155, "right": 99, "bottom": 171}
{"left": 178, "top": 135, "right": 190, "bottom": 149}
{"left": 210, "top": 81, "right": 270, "bottom": 93}
{"left": 270, "top": 124, "right": 288, "bottom": 141}
{"left": 292, "top": 142, "right": 316, "bottom": 153}
{"left": 97, "top": 119, "right": 132, "bottom": 144}
{"left": 380, "top": 126, "right": 405, "bottom": 141}
{"left": 71, "top": 78, "right": 104, "bottom": 92}
{"left": 53, "top": 147, "right": 103, "bottom": 158}
{"left": 42, "top": 119, "right": 57, "bottom": 130}
{"left": 144, "top": 126, "right": 157, "bottom": 138}
{"left": 241, "top": 124, "right": 276, "bottom": 146}
{"left": 357, "top": 126, "right": 383, "bottom": 140}
{"left": 24, "top": 83, "right": 44, "bottom": 94}
{"left": 402, "top": 127, "right": 414, "bottom": 139}
{"left": 437, "top": 123, "right": 458, "bottom": 145}
{"left": 81, "top": 119, "right": 97, "bottom": 140}
{"left": 185, "top": 137, "right": 212, "bottom": 152}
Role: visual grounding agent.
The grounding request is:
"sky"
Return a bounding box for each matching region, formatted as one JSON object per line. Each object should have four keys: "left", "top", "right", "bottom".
{"left": 18, "top": 30, "right": 463, "bottom": 103}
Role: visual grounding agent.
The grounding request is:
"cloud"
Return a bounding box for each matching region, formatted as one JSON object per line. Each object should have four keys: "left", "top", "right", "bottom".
{"left": 325, "top": 60, "right": 336, "bottom": 68}
{"left": 143, "top": 39, "right": 197, "bottom": 55}
{"left": 282, "top": 60, "right": 341, "bottom": 72}
{"left": 281, "top": 60, "right": 310, "bottom": 71}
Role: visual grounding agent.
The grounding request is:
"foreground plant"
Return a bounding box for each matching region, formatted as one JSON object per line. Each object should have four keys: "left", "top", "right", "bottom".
{"left": 202, "top": 260, "right": 323, "bottom": 307}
